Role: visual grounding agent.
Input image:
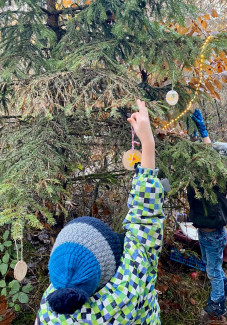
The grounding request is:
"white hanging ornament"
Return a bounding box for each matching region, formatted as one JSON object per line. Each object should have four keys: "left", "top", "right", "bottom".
{"left": 166, "top": 90, "right": 179, "bottom": 106}
{"left": 14, "top": 260, "right": 28, "bottom": 282}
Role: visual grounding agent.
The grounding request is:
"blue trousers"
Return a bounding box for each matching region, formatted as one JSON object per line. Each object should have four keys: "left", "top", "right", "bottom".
{"left": 198, "top": 228, "right": 227, "bottom": 301}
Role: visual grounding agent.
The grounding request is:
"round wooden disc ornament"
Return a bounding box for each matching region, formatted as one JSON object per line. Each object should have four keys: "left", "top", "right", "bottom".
{"left": 166, "top": 90, "right": 179, "bottom": 106}
{"left": 14, "top": 260, "right": 28, "bottom": 281}
{"left": 122, "top": 149, "right": 142, "bottom": 170}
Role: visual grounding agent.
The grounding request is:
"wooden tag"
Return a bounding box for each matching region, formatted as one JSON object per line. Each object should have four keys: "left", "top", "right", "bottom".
{"left": 122, "top": 149, "right": 141, "bottom": 170}
{"left": 14, "top": 261, "right": 28, "bottom": 281}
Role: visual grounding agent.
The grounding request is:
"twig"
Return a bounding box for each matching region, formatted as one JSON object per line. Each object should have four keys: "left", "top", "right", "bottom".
{"left": 0, "top": 115, "right": 22, "bottom": 119}
{"left": 72, "top": 170, "right": 126, "bottom": 182}
{"left": 40, "top": 4, "right": 89, "bottom": 16}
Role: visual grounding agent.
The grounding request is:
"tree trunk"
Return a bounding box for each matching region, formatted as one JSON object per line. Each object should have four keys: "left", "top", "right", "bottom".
{"left": 46, "top": 0, "right": 62, "bottom": 42}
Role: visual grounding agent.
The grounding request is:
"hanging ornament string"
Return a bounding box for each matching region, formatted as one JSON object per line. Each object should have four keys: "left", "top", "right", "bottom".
{"left": 172, "top": 71, "right": 174, "bottom": 90}
{"left": 166, "top": 71, "right": 179, "bottom": 106}
{"left": 163, "top": 34, "right": 214, "bottom": 130}
{"left": 122, "top": 116, "right": 141, "bottom": 171}
{"left": 14, "top": 238, "right": 23, "bottom": 262}
{"left": 131, "top": 126, "right": 140, "bottom": 150}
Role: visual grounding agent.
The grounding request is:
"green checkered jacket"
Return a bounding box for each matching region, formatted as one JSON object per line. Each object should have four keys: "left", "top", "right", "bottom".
{"left": 36, "top": 166, "right": 165, "bottom": 325}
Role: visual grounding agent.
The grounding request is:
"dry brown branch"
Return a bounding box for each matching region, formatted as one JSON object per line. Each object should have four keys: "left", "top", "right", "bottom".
{"left": 6, "top": 68, "right": 160, "bottom": 116}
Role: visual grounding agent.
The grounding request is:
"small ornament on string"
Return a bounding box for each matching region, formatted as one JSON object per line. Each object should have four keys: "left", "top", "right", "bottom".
{"left": 14, "top": 236, "right": 27, "bottom": 282}
{"left": 166, "top": 72, "right": 179, "bottom": 106}
{"left": 166, "top": 90, "right": 179, "bottom": 106}
{"left": 122, "top": 125, "right": 141, "bottom": 170}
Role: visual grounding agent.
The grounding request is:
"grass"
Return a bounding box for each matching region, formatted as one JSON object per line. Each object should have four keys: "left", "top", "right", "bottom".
{"left": 158, "top": 250, "right": 211, "bottom": 325}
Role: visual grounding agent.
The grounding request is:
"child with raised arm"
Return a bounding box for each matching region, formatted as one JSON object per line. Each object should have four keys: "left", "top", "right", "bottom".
{"left": 36, "top": 99, "right": 165, "bottom": 325}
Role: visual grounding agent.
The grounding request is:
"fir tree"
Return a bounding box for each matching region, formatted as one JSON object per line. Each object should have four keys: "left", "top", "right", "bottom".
{"left": 0, "top": 0, "right": 226, "bottom": 238}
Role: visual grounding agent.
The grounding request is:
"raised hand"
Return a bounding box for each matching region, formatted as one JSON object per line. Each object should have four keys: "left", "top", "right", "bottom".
{"left": 127, "top": 99, "right": 154, "bottom": 146}
{"left": 127, "top": 100, "right": 155, "bottom": 169}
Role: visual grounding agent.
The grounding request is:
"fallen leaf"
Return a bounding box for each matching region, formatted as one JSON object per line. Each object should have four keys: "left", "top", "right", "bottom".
{"left": 0, "top": 296, "right": 8, "bottom": 315}
{"left": 189, "top": 297, "right": 197, "bottom": 305}
{"left": 83, "top": 184, "right": 94, "bottom": 193}
{"left": 211, "top": 9, "right": 218, "bottom": 18}
{"left": 0, "top": 296, "right": 15, "bottom": 325}
{"left": 201, "top": 20, "right": 207, "bottom": 29}
{"left": 92, "top": 203, "right": 98, "bottom": 216}
{"left": 0, "top": 310, "right": 15, "bottom": 325}
{"left": 211, "top": 90, "right": 221, "bottom": 101}
{"left": 159, "top": 301, "right": 170, "bottom": 314}
{"left": 102, "top": 209, "right": 111, "bottom": 216}
{"left": 219, "top": 51, "right": 227, "bottom": 61}
{"left": 177, "top": 25, "right": 189, "bottom": 35}
{"left": 217, "top": 65, "right": 223, "bottom": 73}
{"left": 159, "top": 283, "right": 169, "bottom": 294}
{"left": 205, "top": 80, "right": 215, "bottom": 94}
{"left": 62, "top": 0, "right": 72, "bottom": 7}
{"left": 203, "top": 14, "right": 210, "bottom": 20}
{"left": 214, "top": 79, "right": 222, "bottom": 90}
{"left": 171, "top": 274, "right": 181, "bottom": 284}
{"left": 222, "top": 75, "right": 227, "bottom": 83}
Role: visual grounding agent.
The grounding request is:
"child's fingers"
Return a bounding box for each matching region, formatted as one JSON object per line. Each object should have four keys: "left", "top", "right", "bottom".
{"left": 127, "top": 117, "right": 136, "bottom": 128}
{"left": 130, "top": 112, "right": 138, "bottom": 120}
{"left": 128, "top": 112, "right": 138, "bottom": 125}
{"left": 136, "top": 99, "right": 148, "bottom": 115}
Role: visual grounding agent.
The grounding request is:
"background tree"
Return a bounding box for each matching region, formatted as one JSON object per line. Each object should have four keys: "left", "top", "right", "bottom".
{"left": 0, "top": 1, "right": 226, "bottom": 324}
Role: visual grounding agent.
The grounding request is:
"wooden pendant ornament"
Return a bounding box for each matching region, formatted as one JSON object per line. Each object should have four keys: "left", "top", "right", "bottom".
{"left": 14, "top": 260, "right": 28, "bottom": 282}
{"left": 122, "top": 149, "right": 142, "bottom": 170}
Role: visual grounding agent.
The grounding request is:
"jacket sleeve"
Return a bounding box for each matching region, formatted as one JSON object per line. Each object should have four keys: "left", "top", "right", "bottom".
{"left": 123, "top": 165, "right": 165, "bottom": 267}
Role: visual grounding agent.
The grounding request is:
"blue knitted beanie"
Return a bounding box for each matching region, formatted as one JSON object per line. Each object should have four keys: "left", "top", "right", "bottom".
{"left": 47, "top": 216, "right": 124, "bottom": 314}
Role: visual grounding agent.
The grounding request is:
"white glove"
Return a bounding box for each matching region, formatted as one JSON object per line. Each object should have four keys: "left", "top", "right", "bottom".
{"left": 161, "top": 178, "right": 171, "bottom": 193}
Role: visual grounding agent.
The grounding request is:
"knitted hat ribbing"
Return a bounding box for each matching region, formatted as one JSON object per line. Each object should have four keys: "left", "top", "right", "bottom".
{"left": 47, "top": 216, "right": 124, "bottom": 314}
